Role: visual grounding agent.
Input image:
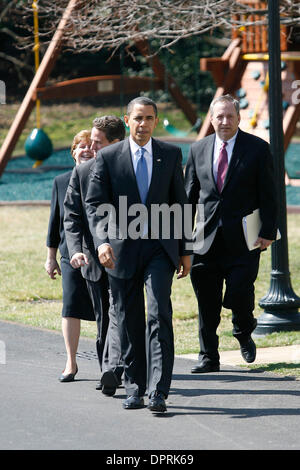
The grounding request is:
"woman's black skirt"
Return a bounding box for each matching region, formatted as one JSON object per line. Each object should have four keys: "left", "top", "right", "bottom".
{"left": 60, "top": 256, "right": 95, "bottom": 321}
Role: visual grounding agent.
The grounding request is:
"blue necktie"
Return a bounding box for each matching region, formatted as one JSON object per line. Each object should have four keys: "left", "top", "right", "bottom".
{"left": 136, "top": 147, "right": 148, "bottom": 204}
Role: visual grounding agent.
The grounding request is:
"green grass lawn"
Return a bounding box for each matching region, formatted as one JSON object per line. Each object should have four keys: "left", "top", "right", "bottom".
{"left": 0, "top": 206, "right": 299, "bottom": 378}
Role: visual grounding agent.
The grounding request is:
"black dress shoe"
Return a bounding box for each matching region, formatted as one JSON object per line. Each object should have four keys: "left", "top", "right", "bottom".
{"left": 148, "top": 391, "right": 167, "bottom": 413}
{"left": 191, "top": 361, "right": 220, "bottom": 373}
{"left": 101, "top": 370, "right": 119, "bottom": 396}
{"left": 59, "top": 365, "right": 78, "bottom": 382}
{"left": 239, "top": 337, "right": 256, "bottom": 363}
{"left": 122, "top": 395, "right": 144, "bottom": 409}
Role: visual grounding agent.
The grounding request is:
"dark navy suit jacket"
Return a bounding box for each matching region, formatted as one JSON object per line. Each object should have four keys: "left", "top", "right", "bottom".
{"left": 184, "top": 128, "right": 278, "bottom": 255}
{"left": 85, "top": 137, "right": 192, "bottom": 279}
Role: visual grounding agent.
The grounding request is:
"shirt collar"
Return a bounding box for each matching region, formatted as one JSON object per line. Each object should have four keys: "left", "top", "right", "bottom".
{"left": 129, "top": 136, "right": 152, "bottom": 158}
{"left": 215, "top": 130, "right": 239, "bottom": 147}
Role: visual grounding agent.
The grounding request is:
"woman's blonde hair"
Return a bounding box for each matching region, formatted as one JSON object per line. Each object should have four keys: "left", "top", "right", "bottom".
{"left": 71, "top": 129, "right": 91, "bottom": 160}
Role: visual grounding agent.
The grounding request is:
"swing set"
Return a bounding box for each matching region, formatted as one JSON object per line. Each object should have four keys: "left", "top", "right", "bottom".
{"left": 0, "top": 0, "right": 199, "bottom": 177}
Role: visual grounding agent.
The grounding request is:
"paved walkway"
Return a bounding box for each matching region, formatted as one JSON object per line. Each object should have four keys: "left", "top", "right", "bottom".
{"left": 0, "top": 320, "right": 299, "bottom": 451}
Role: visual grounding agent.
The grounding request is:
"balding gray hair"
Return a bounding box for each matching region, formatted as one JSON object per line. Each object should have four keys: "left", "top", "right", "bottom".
{"left": 209, "top": 94, "right": 240, "bottom": 116}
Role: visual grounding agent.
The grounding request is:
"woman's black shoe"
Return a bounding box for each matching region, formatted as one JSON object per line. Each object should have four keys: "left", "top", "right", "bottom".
{"left": 59, "top": 365, "right": 78, "bottom": 382}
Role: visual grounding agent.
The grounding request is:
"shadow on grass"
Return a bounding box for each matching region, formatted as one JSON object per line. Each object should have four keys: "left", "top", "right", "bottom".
{"left": 248, "top": 362, "right": 300, "bottom": 378}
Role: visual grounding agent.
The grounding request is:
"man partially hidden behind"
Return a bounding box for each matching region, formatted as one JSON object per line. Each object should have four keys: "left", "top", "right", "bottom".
{"left": 64, "top": 116, "right": 125, "bottom": 392}
{"left": 85, "top": 97, "right": 191, "bottom": 412}
{"left": 185, "top": 94, "right": 278, "bottom": 373}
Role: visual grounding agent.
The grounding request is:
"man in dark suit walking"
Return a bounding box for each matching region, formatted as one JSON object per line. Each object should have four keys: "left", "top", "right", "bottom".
{"left": 85, "top": 97, "right": 191, "bottom": 412}
{"left": 64, "top": 116, "right": 126, "bottom": 393}
{"left": 184, "top": 94, "right": 277, "bottom": 373}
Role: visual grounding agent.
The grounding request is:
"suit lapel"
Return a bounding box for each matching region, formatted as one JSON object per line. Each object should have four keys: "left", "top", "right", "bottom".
{"left": 120, "top": 138, "right": 135, "bottom": 175}
{"left": 204, "top": 134, "right": 217, "bottom": 190}
{"left": 118, "top": 138, "right": 141, "bottom": 200}
{"left": 146, "top": 138, "right": 162, "bottom": 204}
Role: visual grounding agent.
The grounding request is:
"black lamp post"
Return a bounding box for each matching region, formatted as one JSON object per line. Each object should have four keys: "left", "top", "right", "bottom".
{"left": 254, "top": 0, "right": 300, "bottom": 334}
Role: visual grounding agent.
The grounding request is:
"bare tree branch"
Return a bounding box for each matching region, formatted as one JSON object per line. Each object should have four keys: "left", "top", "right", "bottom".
{"left": 0, "top": 26, "right": 23, "bottom": 43}
{"left": 0, "top": 51, "right": 32, "bottom": 70}
{"left": 0, "top": 0, "right": 20, "bottom": 22}
{"left": 13, "top": 0, "right": 300, "bottom": 56}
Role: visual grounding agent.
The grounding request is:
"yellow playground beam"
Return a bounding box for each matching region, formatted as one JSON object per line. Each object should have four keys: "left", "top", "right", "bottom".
{"left": 243, "top": 53, "right": 300, "bottom": 61}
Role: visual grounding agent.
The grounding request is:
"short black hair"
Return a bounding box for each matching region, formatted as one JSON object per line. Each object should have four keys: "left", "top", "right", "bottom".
{"left": 126, "top": 97, "right": 158, "bottom": 117}
{"left": 92, "top": 115, "right": 126, "bottom": 142}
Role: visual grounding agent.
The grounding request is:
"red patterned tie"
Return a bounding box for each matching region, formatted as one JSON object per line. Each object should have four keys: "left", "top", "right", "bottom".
{"left": 217, "top": 141, "right": 228, "bottom": 192}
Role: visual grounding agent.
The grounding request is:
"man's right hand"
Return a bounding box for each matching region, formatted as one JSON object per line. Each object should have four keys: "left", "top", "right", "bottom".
{"left": 70, "top": 252, "right": 89, "bottom": 269}
{"left": 98, "top": 244, "right": 116, "bottom": 269}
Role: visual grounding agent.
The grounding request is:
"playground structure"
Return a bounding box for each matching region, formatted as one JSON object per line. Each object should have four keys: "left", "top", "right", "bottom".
{"left": 198, "top": 0, "right": 300, "bottom": 161}
{"left": 1, "top": 0, "right": 300, "bottom": 180}
{"left": 0, "top": 0, "right": 197, "bottom": 177}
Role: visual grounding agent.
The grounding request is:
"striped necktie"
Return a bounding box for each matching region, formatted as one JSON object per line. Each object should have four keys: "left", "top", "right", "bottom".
{"left": 217, "top": 141, "right": 228, "bottom": 192}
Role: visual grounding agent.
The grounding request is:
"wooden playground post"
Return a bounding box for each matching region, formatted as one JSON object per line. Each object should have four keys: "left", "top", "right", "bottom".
{"left": 0, "top": 0, "right": 79, "bottom": 178}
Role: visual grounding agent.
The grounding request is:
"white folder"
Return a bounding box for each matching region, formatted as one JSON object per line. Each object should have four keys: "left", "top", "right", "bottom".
{"left": 242, "top": 208, "right": 281, "bottom": 250}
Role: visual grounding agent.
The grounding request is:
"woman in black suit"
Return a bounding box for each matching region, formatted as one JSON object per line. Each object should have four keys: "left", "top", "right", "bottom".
{"left": 45, "top": 130, "right": 95, "bottom": 382}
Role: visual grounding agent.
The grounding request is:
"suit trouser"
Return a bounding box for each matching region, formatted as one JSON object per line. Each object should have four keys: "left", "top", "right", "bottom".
{"left": 102, "top": 290, "right": 124, "bottom": 380}
{"left": 190, "top": 228, "right": 260, "bottom": 365}
{"left": 108, "top": 239, "right": 175, "bottom": 398}
{"left": 85, "top": 273, "right": 110, "bottom": 372}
